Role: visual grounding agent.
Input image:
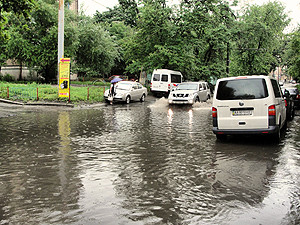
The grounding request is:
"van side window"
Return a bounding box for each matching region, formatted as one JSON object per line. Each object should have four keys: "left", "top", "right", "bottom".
{"left": 271, "top": 79, "right": 282, "bottom": 98}
{"left": 171, "top": 74, "right": 181, "bottom": 83}
{"left": 161, "top": 74, "right": 168, "bottom": 82}
{"left": 203, "top": 83, "right": 207, "bottom": 90}
{"left": 153, "top": 74, "right": 160, "bottom": 81}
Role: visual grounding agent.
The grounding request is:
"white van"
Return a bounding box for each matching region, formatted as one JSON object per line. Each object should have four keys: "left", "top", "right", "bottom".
{"left": 212, "top": 75, "right": 286, "bottom": 141}
{"left": 150, "top": 69, "right": 183, "bottom": 97}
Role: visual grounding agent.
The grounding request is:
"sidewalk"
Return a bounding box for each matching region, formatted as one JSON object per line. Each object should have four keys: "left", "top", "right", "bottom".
{"left": 0, "top": 98, "right": 74, "bottom": 107}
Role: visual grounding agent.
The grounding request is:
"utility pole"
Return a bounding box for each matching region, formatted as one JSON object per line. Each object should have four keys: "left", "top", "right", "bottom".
{"left": 58, "top": 0, "right": 64, "bottom": 85}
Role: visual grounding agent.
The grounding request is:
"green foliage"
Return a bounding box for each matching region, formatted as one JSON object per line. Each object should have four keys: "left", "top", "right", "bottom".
{"left": 74, "top": 16, "right": 119, "bottom": 78}
{"left": 4, "top": 0, "right": 79, "bottom": 82}
{"left": 0, "top": 82, "right": 106, "bottom": 103}
{"left": 285, "top": 26, "right": 300, "bottom": 81}
{"left": 230, "top": 1, "right": 290, "bottom": 76}
{"left": 94, "top": 0, "right": 138, "bottom": 27}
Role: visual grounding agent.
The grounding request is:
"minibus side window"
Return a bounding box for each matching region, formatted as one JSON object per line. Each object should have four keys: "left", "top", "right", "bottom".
{"left": 161, "top": 74, "right": 168, "bottom": 82}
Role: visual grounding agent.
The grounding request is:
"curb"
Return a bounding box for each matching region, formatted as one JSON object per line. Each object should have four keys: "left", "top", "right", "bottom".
{"left": 0, "top": 98, "right": 74, "bottom": 107}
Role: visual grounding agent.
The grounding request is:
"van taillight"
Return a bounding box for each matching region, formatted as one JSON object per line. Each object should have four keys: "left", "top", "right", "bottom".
{"left": 212, "top": 107, "right": 217, "bottom": 118}
{"left": 284, "top": 99, "right": 287, "bottom": 107}
{"left": 268, "top": 105, "right": 276, "bottom": 116}
{"left": 150, "top": 83, "right": 152, "bottom": 88}
{"left": 296, "top": 94, "right": 300, "bottom": 99}
{"left": 168, "top": 84, "right": 170, "bottom": 90}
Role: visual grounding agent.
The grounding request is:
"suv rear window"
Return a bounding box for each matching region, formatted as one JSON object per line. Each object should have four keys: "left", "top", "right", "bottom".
{"left": 171, "top": 74, "right": 182, "bottom": 83}
{"left": 216, "top": 78, "right": 268, "bottom": 100}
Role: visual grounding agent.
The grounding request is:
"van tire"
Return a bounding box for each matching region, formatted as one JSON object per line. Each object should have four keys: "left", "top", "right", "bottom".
{"left": 272, "top": 130, "right": 281, "bottom": 143}
{"left": 195, "top": 96, "right": 200, "bottom": 103}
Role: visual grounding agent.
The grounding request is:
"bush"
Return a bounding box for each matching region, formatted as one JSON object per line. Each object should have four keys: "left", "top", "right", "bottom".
{"left": 3, "top": 74, "right": 14, "bottom": 82}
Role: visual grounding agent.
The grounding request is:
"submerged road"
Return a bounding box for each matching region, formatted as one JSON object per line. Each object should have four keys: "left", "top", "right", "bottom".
{"left": 0, "top": 96, "right": 299, "bottom": 224}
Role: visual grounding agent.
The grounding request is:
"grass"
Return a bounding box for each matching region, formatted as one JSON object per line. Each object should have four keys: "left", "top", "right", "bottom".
{"left": 0, "top": 81, "right": 110, "bottom": 104}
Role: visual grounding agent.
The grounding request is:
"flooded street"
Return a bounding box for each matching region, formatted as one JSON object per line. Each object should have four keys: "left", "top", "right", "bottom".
{"left": 0, "top": 97, "right": 299, "bottom": 225}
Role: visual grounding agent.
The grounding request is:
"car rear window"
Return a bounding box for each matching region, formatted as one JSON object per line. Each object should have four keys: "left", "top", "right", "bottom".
{"left": 171, "top": 74, "right": 182, "bottom": 83}
{"left": 216, "top": 78, "right": 268, "bottom": 100}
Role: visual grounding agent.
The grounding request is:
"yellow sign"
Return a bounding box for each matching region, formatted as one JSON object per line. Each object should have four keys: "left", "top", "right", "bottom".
{"left": 59, "top": 58, "right": 70, "bottom": 98}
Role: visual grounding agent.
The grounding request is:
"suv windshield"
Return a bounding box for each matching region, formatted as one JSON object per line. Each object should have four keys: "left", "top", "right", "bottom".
{"left": 216, "top": 78, "right": 268, "bottom": 100}
{"left": 177, "top": 83, "right": 198, "bottom": 90}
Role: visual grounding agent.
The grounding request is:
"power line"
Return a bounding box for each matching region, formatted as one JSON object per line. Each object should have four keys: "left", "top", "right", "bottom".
{"left": 89, "top": 0, "right": 110, "bottom": 10}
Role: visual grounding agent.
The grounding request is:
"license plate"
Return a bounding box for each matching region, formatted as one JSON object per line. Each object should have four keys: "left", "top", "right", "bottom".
{"left": 232, "top": 110, "right": 253, "bottom": 116}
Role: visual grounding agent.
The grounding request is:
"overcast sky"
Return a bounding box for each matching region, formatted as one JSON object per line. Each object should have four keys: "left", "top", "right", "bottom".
{"left": 78, "top": 0, "right": 300, "bottom": 30}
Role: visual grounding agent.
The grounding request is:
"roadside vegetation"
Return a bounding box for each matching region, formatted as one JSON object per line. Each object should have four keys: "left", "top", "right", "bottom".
{"left": 0, "top": 0, "right": 300, "bottom": 103}
{"left": 0, "top": 81, "right": 109, "bottom": 104}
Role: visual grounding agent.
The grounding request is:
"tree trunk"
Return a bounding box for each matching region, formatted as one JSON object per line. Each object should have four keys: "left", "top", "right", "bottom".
{"left": 19, "top": 63, "right": 23, "bottom": 81}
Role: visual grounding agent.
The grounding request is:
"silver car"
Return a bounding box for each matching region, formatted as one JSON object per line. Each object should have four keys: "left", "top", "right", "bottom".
{"left": 168, "top": 82, "right": 211, "bottom": 105}
{"left": 104, "top": 81, "right": 148, "bottom": 104}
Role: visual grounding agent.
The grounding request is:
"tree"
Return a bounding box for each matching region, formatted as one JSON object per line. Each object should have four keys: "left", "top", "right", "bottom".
{"left": 0, "top": 0, "right": 36, "bottom": 65}
{"left": 74, "top": 16, "right": 119, "bottom": 78}
{"left": 285, "top": 27, "right": 300, "bottom": 81}
{"left": 230, "top": 1, "right": 290, "bottom": 76}
{"left": 5, "top": 0, "right": 78, "bottom": 82}
{"left": 177, "top": 0, "right": 237, "bottom": 80}
{"left": 94, "top": 0, "right": 139, "bottom": 27}
{"left": 123, "top": 0, "right": 181, "bottom": 75}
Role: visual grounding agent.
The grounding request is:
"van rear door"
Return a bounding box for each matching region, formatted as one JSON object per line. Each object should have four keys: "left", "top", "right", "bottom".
{"left": 170, "top": 74, "right": 182, "bottom": 90}
{"left": 160, "top": 74, "right": 169, "bottom": 92}
{"left": 215, "top": 78, "right": 269, "bottom": 130}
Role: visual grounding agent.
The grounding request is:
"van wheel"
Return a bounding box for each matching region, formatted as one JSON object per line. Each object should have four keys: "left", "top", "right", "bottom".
{"left": 140, "top": 94, "right": 145, "bottom": 102}
{"left": 216, "top": 134, "right": 226, "bottom": 141}
{"left": 195, "top": 96, "right": 200, "bottom": 103}
{"left": 271, "top": 129, "right": 281, "bottom": 143}
{"left": 125, "top": 96, "right": 131, "bottom": 104}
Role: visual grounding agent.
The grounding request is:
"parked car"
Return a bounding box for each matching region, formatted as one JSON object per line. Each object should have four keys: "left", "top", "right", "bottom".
{"left": 104, "top": 81, "right": 148, "bottom": 104}
{"left": 212, "top": 75, "right": 286, "bottom": 141}
{"left": 168, "top": 82, "right": 211, "bottom": 105}
{"left": 285, "top": 87, "right": 300, "bottom": 108}
{"left": 150, "top": 69, "right": 183, "bottom": 97}
{"left": 281, "top": 87, "right": 295, "bottom": 120}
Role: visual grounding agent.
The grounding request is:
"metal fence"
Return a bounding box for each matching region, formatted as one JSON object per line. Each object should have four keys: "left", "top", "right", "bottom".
{"left": 0, "top": 86, "right": 107, "bottom": 102}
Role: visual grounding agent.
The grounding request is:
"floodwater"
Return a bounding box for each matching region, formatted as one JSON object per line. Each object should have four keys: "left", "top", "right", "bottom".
{"left": 0, "top": 97, "right": 299, "bottom": 225}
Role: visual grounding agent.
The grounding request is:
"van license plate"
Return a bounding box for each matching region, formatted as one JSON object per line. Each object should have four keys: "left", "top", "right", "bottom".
{"left": 232, "top": 110, "right": 252, "bottom": 116}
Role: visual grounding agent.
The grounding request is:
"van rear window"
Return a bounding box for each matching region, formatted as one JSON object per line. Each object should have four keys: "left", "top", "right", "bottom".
{"left": 161, "top": 74, "right": 168, "bottom": 82}
{"left": 171, "top": 74, "right": 182, "bottom": 83}
{"left": 216, "top": 78, "right": 268, "bottom": 100}
{"left": 153, "top": 74, "right": 160, "bottom": 81}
